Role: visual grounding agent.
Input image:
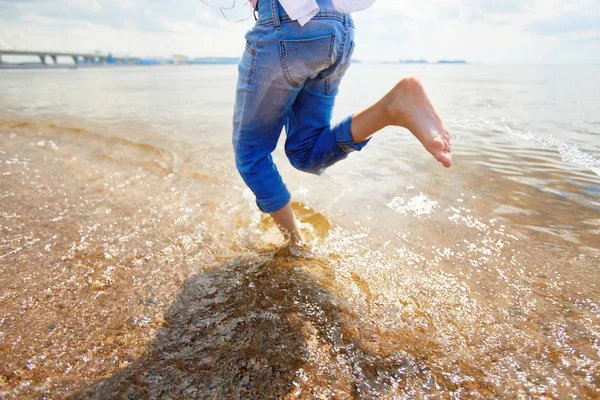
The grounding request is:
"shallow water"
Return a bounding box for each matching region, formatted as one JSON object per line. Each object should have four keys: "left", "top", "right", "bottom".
{"left": 0, "top": 64, "right": 599, "bottom": 398}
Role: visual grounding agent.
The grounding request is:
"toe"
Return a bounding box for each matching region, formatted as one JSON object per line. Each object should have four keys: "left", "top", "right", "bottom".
{"left": 436, "top": 152, "right": 452, "bottom": 168}
{"left": 432, "top": 151, "right": 452, "bottom": 168}
{"left": 430, "top": 137, "right": 445, "bottom": 151}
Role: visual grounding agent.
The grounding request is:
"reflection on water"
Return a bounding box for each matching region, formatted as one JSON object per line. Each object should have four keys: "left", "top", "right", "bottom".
{"left": 0, "top": 65, "right": 599, "bottom": 398}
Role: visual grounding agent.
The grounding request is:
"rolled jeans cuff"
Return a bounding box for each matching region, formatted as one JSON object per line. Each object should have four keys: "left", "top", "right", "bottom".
{"left": 256, "top": 186, "right": 292, "bottom": 213}
{"left": 335, "top": 115, "right": 371, "bottom": 153}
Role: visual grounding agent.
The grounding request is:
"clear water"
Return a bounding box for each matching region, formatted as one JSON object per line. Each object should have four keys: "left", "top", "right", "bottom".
{"left": 0, "top": 64, "right": 599, "bottom": 398}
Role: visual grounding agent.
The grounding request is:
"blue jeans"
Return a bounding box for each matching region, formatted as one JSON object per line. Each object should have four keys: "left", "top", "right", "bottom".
{"left": 232, "top": 0, "right": 370, "bottom": 213}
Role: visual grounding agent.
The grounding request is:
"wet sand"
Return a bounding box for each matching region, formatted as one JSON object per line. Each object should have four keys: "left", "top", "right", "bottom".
{"left": 1, "top": 64, "right": 600, "bottom": 398}
{"left": 1, "top": 116, "right": 599, "bottom": 398}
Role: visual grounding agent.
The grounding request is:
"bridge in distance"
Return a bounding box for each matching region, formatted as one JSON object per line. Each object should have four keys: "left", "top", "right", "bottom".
{"left": 0, "top": 49, "right": 139, "bottom": 66}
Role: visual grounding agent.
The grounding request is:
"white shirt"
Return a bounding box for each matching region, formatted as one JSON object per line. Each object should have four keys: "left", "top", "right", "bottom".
{"left": 250, "top": 0, "right": 375, "bottom": 26}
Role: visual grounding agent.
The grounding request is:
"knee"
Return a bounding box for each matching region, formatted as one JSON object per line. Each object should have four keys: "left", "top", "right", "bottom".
{"left": 286, "top": 150, "right": 321, "bottom": 175}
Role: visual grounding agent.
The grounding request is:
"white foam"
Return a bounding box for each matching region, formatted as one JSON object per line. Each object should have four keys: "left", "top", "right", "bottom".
{"left": 505, "top": 125, "right": 600, "bottom": 176}
{"left": 387, "top": 194, "right": 439, "bottom": 217}
{"left": 452, "top": 115, "right": 600, "bottom": 176}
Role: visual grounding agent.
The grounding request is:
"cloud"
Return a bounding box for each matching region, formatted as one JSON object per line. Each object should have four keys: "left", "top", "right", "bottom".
{"left": 0, "top": 0, "right": 251, "bottom": 57}
{"left": 438, "top": 0, "right": 529, "bottom": 23}
{"left": 472, "top": 0, "right": 526, "bottom": 15}
{"left": 0, "top": 0, "right": 229, "bottom": 32}
{"left": 529, "top": 13, "right": 600, "bottom": 35}
{"left": 0, "top": 0, "right": 598, "bottom": 63}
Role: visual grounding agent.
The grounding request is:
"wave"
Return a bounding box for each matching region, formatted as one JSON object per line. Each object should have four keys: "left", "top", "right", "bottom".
{"left": 450, "top": 115, "right": 600, "bottom": 177}
{"left": 0, "top": 117, "right": 176, "bottom": 175}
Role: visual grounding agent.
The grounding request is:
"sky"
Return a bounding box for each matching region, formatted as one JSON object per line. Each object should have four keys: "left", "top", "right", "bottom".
{"left": 0, "top": 0, "right": 599, "bottom": 64}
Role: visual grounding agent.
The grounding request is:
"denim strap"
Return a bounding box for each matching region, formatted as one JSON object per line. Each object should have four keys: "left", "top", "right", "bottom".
{"left": 269, "top": 0, "right": 282, "bottom": 30}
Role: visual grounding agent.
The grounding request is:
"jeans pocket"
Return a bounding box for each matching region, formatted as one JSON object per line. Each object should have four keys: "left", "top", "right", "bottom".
{"left": 279, "top": 35, "right": 336, "bottom": 88}
{"left": 326, "top": 40, "right": 355, "bottom": 95}
{"left": 238, "top": 41, "right": 257, "bottom": 85}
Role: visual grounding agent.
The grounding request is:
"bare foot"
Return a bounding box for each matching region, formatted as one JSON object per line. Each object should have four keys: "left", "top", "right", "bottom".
{"left": 275, "top": 239, "right": 315, "bottom": 258}
{"left": 383, "top": 76, "right": 452, "bottom": 168}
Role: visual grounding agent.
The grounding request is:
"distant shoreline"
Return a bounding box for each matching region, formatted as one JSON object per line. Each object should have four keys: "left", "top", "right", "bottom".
{"left": 0, "top": 61, "right": 240, "bottom": 70}
{"left": 397, "top": 59, "right": 468, "bottom": 65}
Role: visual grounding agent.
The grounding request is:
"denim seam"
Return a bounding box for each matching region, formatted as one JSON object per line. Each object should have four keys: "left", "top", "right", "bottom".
{"left": 279, "top": 34, "right": 336, "bottom": 88}
{"left": 235, "top": 46, "right": 256, "bottom": 139}
{"left": 280, "top": 43, "right": 300, "bottom": 88}
{"left": 257, "top": 186, "right": 291, "bottom": 212}
{"left": 270, "top": 0, "right": 281, "bottom": 29}
{"left": 279, "top": 41, "right": 301, "bottom": 88}
{"left": 337, "top": 141, "right": 362, "bottom": 154}
{"left": 327, "top": 34, "right": 336, "bottom": 65}
{"left": 257, "top": 15, "right": 355, "bottom": 28}
{"left": 326, "top": 23, "right": 350, "bottom": 95}
{"left": 237, "top": 31, "right": 264, "bottom": 137}
{"left": 311, "top": 145, "right": 342, "bottom": 165}
{"left": 244, "top": 42, "right": 257, "bottom": 84}
{"left": 327, "top": 37, "right": 354, "bottom": 95}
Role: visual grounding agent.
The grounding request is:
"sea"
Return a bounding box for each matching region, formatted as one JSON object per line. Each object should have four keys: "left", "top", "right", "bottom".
{"left": 0, "top": 64, "right": 599, "bottom": 398}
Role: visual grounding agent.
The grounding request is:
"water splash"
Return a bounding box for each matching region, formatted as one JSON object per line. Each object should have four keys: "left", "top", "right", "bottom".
{"left": 387, "top": 194, "right": 439, "bottom": 217}
{"left": 451, "top": 115, "right": 600, "bottom": 176}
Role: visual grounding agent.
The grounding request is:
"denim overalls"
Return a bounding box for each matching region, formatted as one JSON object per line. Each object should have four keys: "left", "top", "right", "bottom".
{"left": 232, "top": 0, "right": 370, "bottom": 213}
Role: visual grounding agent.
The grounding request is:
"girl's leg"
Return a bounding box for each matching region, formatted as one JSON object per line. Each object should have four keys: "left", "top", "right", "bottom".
{"left": 269, "top": 202, "right": 303, "bottom": 245}
{"left": 350, "top": 76, "right": 452, "bottom": 168}
{"left": 284, "top": 76, "right": 452, "bottom": 177}
{"left": 281, "top": 76, "right": 451, "bottom": 248}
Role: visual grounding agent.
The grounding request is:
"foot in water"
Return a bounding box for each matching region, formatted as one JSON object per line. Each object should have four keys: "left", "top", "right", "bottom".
{"left": 383, "top": 76, "right": 452, "bottom": 168}
{"left": 276, "top": 239, "right": 315, "bottom": 259}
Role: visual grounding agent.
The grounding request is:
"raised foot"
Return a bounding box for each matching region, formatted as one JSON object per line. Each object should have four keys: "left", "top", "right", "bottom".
{"left": 384, "top": 76, "right": 452, "bottom": 168}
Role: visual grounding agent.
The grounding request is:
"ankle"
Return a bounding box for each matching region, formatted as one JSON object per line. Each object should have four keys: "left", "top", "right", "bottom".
{"left": 381, "top": 96, "right": 399, "bottom": 125}
{"left": 288, "top": 230, "right": 304, "bottom": 246}
{"left": 383, "top": 76, "right": 422, "bottom": 128}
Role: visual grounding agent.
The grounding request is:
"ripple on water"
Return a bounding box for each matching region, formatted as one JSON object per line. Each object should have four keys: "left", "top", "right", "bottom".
{"left": 1, "top": 118, "right": 600, "bottom": 398}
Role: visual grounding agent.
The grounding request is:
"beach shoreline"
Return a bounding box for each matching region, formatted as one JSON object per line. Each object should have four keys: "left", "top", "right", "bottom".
{"left": 1, "top": 63, "right": 599, "bottom": 397}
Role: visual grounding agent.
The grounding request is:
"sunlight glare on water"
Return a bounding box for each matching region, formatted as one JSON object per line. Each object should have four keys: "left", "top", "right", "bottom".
{"left": 0, "top": 64, "right": 599, "bottom": 398}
